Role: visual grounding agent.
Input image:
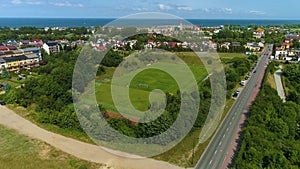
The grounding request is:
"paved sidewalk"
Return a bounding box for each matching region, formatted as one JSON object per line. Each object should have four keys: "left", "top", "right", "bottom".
{"left": 274, "top": 68, "right": 286, "bottom": 102}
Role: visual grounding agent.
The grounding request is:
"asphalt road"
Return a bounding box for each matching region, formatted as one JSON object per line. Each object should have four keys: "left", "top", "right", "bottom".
{"left": 195, "top": 45, "right": 273, "bottom": 169}
{"left": 274, "top": 68, "right": 286, "bottom": 102}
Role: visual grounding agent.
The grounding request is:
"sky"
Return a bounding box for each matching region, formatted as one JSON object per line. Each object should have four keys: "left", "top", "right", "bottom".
{"left": 0, "top": 0, "right": 299, "bottom": 19}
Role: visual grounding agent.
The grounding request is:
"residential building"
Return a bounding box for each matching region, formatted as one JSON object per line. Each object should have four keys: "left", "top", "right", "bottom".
{"left": 253, "top": 28, "right": 265, "bottom": 38}
{"left": 43, "top": 41, "right": 60, "bottom": 55}
{"left": 0, "top": 58, "right": 5, "bottom": 74}
{"left": 1, "top": 55, "right": 27, "bottom": 72}
{"left": 25, "top": 53, "right": 40, "bottom": 69}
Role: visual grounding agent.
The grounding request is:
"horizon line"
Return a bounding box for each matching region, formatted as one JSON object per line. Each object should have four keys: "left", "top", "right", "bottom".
{"left": 1, "top": 17, "right": 300, "bottom": 20}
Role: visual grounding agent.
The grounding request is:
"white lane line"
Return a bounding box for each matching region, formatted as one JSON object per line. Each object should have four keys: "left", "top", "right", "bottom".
{"left": 214, "top": 150, "right": 217, "bottom": 154}
{"left": 229, "top": 122, "right": 232, "bottom": 126}
{"left": 223, "top": 134, "right": 226, "bottom": 138}
{"left": 209, "top": 160, "right": 213, "bottom": 165}
{"left": 219, "top": 141, "right": 222, "bottom": 146}
{"left": 232, "top": 116, "right": 235, "bottom": 120}
{"left": 226, "top": 127, "right": 229, "bottom": 131}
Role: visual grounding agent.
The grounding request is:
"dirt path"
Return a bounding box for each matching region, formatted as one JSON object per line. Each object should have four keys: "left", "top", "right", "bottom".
{"left": 274, "top": 66, "right": 286, "bottom": 102}
{"left": 0, "top": 106, "right": 182, "bottom": 169}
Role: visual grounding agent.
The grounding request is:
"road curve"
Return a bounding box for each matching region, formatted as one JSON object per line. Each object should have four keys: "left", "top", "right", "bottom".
{"left": 195, "top": 45, "right": 273, "bottom": 169}
{"left": 0, "top": 106, "right": 182, "bottom": 169}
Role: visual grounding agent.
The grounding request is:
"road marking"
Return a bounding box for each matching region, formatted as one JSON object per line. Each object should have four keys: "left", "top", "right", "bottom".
{"left": 214, "top": 150, "right": 217, "bottom": 154}
{"left": 226, "top": 127, "right": 229, "bottom": 131}
{"left": 229, "top": 122, "right": 232, "bottom": 126}
{"left": 232, "top": 116, "right": 235, "bottom": 120}
{"left": 223, "top": 134, "right": 226, "bottom": 138}
{"left": 209, "top": 160, "right": 213, "bottom": 165}
{"left": 219, "top": 141, "right": 222, "bottom": 146}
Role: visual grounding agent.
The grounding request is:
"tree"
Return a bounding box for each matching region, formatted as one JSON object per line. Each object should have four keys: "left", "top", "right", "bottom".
{"left": 1, "top": 66, "right": 11, "bottom": 79}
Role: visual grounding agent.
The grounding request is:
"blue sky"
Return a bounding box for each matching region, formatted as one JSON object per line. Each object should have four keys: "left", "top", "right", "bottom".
{"left": 0, "top": 0, "right": 299, "bottom": 19}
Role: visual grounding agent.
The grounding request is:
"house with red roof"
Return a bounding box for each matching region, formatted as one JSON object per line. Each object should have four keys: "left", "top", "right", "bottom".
{"left": 148, "top": 40, "right": 155, "bottom": 44}
{"left": 0, "top": 46, "right": 8, "bottom": 51}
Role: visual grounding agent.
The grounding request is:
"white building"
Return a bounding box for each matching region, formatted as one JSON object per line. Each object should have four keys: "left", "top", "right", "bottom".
{"left": 43, "top": 41, "right": 60, "bottom": 55}
{"left": 275, "top": 50, "right": 288, "bottom": 57}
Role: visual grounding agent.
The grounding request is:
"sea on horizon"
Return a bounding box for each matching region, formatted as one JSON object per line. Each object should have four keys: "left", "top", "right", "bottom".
{"left": 1, "top": 18, "right": 300, "bottom": 28}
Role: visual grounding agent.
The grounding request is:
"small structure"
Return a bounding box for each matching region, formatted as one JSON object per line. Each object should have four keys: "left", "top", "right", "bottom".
{"left": 43, "top": 41, "right": 60, "bottom": 55}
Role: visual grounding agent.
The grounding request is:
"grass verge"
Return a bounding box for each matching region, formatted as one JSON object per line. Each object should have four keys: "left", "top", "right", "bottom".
{"left": 0, "top": 124, "right": 103, "bottom": 169}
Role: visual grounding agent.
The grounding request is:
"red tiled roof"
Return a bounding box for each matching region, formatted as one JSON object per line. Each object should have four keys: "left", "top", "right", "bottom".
{"left": 35, "top": 44, "right": 42, "bottom": 47}
{"left": 0, "top": 46, "right": 8, "bottom": 51}
{"left": 97, "top": 46, "right": 106, "bottom": 50}
{"left": 148, "top": 40, "right": 155, "bottom": 43}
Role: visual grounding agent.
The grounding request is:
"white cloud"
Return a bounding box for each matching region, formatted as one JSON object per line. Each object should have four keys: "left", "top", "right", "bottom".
{"left": 132, "top": 8, "right": 149, "bottom": 11}
{"left": 204, "top": 8, "right": 210, "bottom": 13}
{"left": 158, "top": 4, "right": 194, "bottom": 11}
{"left": 51, "top": 1, "right": 84, "bottom": 8}
{"left": 223, "top": 8, "right": 232, "bottom": 14}
{"left": 177, "top": 6, "right": 193, "bottom": 11}
{"left": 249, "top": 10, "right": 266, "bottom": 15}
{"left": 202, "top": 8, "right": 233, "bottom": 14}
{"left": 158, "top": 4, "right": 173, "bottom": 10}
{"left": 11, "top": 0, "right": 22, "bottom": 5}
{"left": 26, "top": 1, "right": 42, "bottom": 5}
{"left": 11, "top": 0, "right": 44, "bottom": 6}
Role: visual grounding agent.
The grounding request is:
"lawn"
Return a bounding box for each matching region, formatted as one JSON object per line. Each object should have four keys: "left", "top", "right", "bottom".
{"left": 0, "top": 125, "right": 102, "bottom": 169}
{"left": 96, "top": 62, "right": 207, "bottom": 113}
{"left": 4, "top": 51, "right": 247, "bottom": 168}
{"left": 218, "top": 53, "right": 248, "bottom": 63}
{"left": 266, "top": 72, "right": 277, "bottom": 90}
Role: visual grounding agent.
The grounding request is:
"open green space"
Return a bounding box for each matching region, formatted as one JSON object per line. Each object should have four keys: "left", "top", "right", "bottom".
{"left": 3, "top": 50, "right": 257, "bottom": 168}
{"left": 218, "top": 53, "right": 248, "bottom": 63}
{"left": 96, "top": 63, "right": 207, "bottom": 113}
{"left": 0, "top": 125, "right": 102, "bottom": 169}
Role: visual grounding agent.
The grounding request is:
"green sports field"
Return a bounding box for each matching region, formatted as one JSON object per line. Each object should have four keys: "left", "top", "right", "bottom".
{"left": 96, "top": 57, "right": 208, "bottom": 113}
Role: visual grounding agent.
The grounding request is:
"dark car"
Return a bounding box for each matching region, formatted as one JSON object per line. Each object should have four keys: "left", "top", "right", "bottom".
{"left": 0, "top": 101, "right": 6, "bottom": 105}
{"left": 232, "top": 90, "right": 240, "bottom": 98}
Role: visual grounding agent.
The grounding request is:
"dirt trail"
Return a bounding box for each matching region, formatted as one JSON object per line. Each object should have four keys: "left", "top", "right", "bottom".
{"left": 0, "top": 106, "right": 182, "bottom": 169}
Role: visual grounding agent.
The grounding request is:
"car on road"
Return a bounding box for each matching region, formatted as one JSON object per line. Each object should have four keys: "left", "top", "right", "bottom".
{"left": 0, "top": 101, "right": 6, "bottom": 105}
{"left": 232, "top": 90, "right": 240, "bottom": 98}
{"left": 241, "top": 80, "right": 247, "bottom": 86}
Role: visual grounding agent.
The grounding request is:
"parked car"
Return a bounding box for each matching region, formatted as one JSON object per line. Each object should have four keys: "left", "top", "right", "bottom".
{"left": 232, "top": 90, "right": 240, "bottom": 98}
{"left": 241, "top": 80, "right": 247, "bottom": 86}
{"left": 0, "top": 101, "right": 6, "bottom": 106}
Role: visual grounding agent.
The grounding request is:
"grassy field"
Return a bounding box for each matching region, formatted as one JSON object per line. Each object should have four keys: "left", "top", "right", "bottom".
{"left": 3, "top": 51, "right": 250, "bottom": 168}
{"left": 266, "top": 72, "right": 277, "bottom": 90}
{"left": 7, "top": 105, "right": 95, "bottom": 144}
{"left": 0, "top": 125, "right": 102, "bottom": 169}
{"left": 218, "top": 53, "right": 248, "bottom": 63}
{"left": 154, "top": 128, "right": 210, "bottom": 167}
{"left": 96, "top": 62, "right": 207, "bottom": 113}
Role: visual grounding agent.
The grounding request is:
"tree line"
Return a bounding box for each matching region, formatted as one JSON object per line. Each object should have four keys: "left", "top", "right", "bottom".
{"left": 233, "top": 63, "right": 300, "bottom": 169}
